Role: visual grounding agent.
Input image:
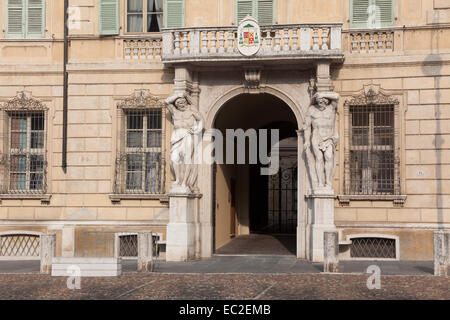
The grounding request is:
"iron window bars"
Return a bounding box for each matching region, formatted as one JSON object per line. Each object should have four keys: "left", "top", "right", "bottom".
{"left": 0, "top": 92, "right": 48, "bottom": 194}
{"left": 115, "top": 90, "right": 166, "bottom": 195}
{"left": 344, "top": 88, "right": 400, "bottom": 195}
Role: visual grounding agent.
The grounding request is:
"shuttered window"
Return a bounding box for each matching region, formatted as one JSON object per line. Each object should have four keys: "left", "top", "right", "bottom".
{"left": 236, "top": 0, "right": 275, "bottom": 25}
{"left": 350, "top": 0, "right": 394, "bottom": 29}
{"left": 165, "top": 0, "right": 185, "bottom": 28}
{"left": 6, "top": 0, "right": 45, "bottom": 39}
{"left": 99, "top": 0, "right": 119, "bottom": 35}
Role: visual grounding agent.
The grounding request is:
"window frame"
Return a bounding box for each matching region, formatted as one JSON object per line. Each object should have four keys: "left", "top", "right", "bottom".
{"left": 125, "top": 0, "right": 164, "bottom": 34}
{"left": 350, "top": 0, "right": 395, "bottom": 30}
{"left": 114, "top": 90, "right": 166, "bottom": 198}
{"left": 342, "top": 87, "right": 403, "bottom": 200}
{"left": 6, "top": 0, "right": 46, "bottom": 39}
{"left": 0, "top": 92, "right": 48, "bottom": 197}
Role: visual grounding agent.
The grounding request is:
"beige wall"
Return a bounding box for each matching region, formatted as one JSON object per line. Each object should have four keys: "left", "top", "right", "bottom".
{"left": 0, "top": 0, "right": 449, "bottom": 259}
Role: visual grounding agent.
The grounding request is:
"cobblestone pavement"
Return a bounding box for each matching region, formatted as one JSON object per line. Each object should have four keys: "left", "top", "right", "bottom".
{"left": 0, "top": 273, "right": 448, "bottom": 300}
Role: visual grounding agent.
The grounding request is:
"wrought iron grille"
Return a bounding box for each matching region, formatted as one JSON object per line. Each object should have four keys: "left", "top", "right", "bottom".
{"left": 115, "top": 105, "right": 165, "bottom": 194}
{"left": 0, "top": 111, "right": 47, "bottom": 194}
{"left": 350, "top": 237, "right": 396, "bottom": 259}
{"left": 267, "top": 167, "right": 297, "bottom": 234}
{"left": 347, "top": 105, "right": 396, "bottom": 195}
{"left": 0, "top": 234, "right": 40, "bottom": 257}
{"left": 119, "top": 234, "right": 138, "bottom": 257}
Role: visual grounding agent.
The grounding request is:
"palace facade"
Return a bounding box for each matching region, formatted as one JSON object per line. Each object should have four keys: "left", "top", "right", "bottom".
{"left": 0, "top": 0, "right": 449, "bottom": 262}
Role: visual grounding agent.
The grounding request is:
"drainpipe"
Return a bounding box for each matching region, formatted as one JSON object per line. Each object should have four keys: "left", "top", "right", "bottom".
{"left": 62, "top": 0, "right": 69, "bottom": 173}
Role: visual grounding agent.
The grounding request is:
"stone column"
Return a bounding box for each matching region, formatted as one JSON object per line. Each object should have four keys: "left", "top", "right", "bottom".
{"left": 166, "top": 194, "right": 198, "bottom": 261}
{"left": 324, "top": 231, "right": 339, "bottom": 273}
{"left": 308, "top": 192, "right": 337, "bottom": 262}
{"left": 40, "top": 234, "right": 56, "bottom": 274}
{"left": 316, "top": 62, "right": 332, "bottom": 92}
{"left": 434, "top": 231, "right": 449, "bottom": 277}
{"left": 137, "top": 232, "right": 154, "bottom": 272}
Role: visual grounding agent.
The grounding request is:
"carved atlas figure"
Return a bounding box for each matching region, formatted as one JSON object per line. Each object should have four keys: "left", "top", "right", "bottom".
{"left": 165, "top": 92, "right": 203, "bottom": 194}
{"left": 303, "top": 91, "right": 339, "bottom": 192}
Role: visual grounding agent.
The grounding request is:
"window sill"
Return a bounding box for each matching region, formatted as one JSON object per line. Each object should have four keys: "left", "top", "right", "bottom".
{"left": 109, "top": 194, "right": 169, "bottom": 204}
{"left": 337, "top": 195, "right": 407, "bottom": 207}
{"left": 0, "top": 194, "right": 51, "bottom": 205}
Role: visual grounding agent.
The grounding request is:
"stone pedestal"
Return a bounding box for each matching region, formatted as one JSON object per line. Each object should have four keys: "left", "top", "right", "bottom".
{"left": 434, "top": 231, "right": 450, "bottom": 277}
{"left": 166, "top": 194, "right": 197, "bottom": 262}
{"left": 308, "top": 192, "right": 337, "bottom": 262}
{"left": 40, "top": 234, "right": 56, "bottom": 274}
{"left": 324, "top": 231, "right": 339, "bottom": 273}
{"left": 137, "top": 232, "right": 154, "bottom": 272}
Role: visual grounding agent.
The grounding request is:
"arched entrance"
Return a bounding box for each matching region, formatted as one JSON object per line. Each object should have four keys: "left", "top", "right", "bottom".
{"left": 211, "top": 93, "right": 300, "bottom": 255}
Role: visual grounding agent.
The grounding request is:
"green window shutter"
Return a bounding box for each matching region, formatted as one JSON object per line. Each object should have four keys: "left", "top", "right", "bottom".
{"left": 165, "top": 0, "right": 185, "bottom": 28}
{"left": 257, "top": 0, "right": 274, "bottom": 25}
{"left": 375, "top": 0, "right": 394, "bottom": 27}
{"left": 26, "top": 0, "right": 45, "bottom": 38}
{"left": 236, "top": 0, "right": 254, "bottom": 24}
{"left": 99, "top": 0, "right": 119, "bottom": 35}
{"left": 6, "top": 0, "right": 25, "bottom": 38}
{"left": 350, "top": 0, "right": 370, "bottom": 29}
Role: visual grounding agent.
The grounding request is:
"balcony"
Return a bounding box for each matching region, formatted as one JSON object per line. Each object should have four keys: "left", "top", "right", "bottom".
{"left": 160, "top": 23, "right": 343, "bottom": 66}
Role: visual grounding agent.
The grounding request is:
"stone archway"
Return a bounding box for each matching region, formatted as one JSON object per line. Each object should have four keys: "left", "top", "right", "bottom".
{"left": 196, "top": 87, "right": 309, "bottom": 260}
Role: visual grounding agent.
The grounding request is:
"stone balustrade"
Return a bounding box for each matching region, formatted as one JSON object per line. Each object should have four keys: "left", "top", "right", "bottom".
{"left": 347, "top": 30, "right": 395, "bottom": 54}
{"left": 161, "top": 23, "right": 343, "bottom": 64}
{"left": 123, "top": 35, "right": 162, "bottom": 60}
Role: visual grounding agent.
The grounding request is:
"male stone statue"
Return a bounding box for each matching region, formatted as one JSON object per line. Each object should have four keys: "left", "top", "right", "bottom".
{"left": 165, "top": 92, "right": 203, "bottom": 194}
{"left": 303, "top": 92, "right": 339, "bottom": 192}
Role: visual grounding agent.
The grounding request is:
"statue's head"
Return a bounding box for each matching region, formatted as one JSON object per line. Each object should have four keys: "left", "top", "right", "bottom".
{"left": 316, "top": 97, "right": 329, "bottom": 110}
{"left": 174, "top": 97, "right": 188, "bottom": 110}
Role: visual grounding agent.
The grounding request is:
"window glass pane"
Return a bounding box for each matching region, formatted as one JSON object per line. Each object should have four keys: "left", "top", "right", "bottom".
{"left": 352, "top": 128, "right": 369, "bottom": 146}
{"left": 126, "top": 172, "right": 142, "bottom": 189}
{"left": 11, "top": 155, "right": 27, "bottom": 172}
{"left": 127, "top": 14, "right": 143, "bottom": 32}
{"left": 11, "top": 132, "right": 27, "bottom": 149}
{"left": 31, "top": 113, "right": 44, "bottom": 130}
{"left": 127, "top": 113, "right": 143, "bottom": 129}
{"left": 147, "top": 110, "right": 162, "bottom": 129}
{"left": 145, "top": 152, "right": 161, "bottom": 193}
{"left": 11, "top": 116, "right": 27, "bottom": 131}
{"left": 10, "top": 173, "right": 26, "bottom": 190}
{"left": 373, "top": 106, "right": 394, "bottom": 127}
{"left": 147, "top": 131, "right": 161, "bottom": 148}
{"left": 351, "top": 107, "right": 369, "bottom": 126}
{"left": 30, "top": 155, "right": 44, "bottom": 172}
{"left": 30, "top": 173, "right": 43, "bottom": 190}
{"left": 147, "top": 13, "right": 162, "bottom": 32}
{"left": 374, "top": 127, "right": 393, "bottom": 146}
{"left": 127, "top": 154, "right": 143, "bottom": 171}
{"left": 127, "top": 131, "right": 143, "bottom": 148}
{"left": 128, "top": 0, "right": 143, "bottom": 12}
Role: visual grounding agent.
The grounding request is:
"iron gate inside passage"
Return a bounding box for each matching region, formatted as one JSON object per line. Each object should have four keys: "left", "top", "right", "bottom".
{"left": 267, "top": 167, "right": 297, "bottom": 234}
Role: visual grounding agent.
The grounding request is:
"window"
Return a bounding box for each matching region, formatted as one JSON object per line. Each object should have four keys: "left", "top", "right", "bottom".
{"left": 127, "top": 0, "right": 163, "bottom": 33}
{"left": 115, "top": 91, "right": 165, "bottom": 195}
{"left": 0, "top": 92, "right": 47, "bottom": 195}
{"left": 6, "top": 0, "right": 45, "bottom": 39}
{"left": 99, "top": 0, "right": 119, "bottom": 35}
{"left": 344, "top": 88, "right": 400, "bottom": 196}
{"left": 236, "top": 0, "right": 275, "bottom": 25}
{"left": 350, "top": 0, "right": 394, "bottom": 29}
